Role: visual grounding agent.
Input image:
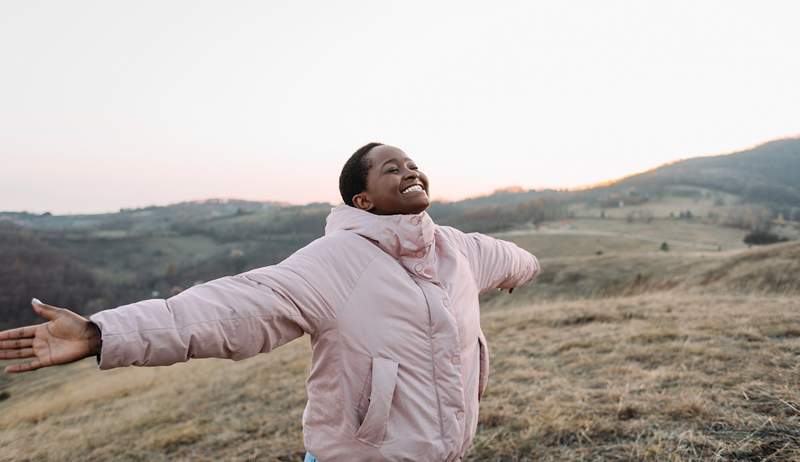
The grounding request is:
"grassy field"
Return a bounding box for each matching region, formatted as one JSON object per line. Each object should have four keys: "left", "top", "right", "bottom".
{"left": 567, "top": 190, "right": 742, "bottom": 221}
{"left": 1, "top": 239, "right": 798, "bottom": 461}
{"left": 496, "top": 217, "right": 749, "bottom": 256}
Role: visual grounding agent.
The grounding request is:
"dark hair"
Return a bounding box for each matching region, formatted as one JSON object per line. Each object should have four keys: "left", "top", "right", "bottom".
{"left": 339, "top": 142, "right": 383, "bottom": 206}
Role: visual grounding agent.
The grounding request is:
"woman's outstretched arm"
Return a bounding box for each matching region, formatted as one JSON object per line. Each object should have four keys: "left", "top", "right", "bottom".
{"left": 439, "top": 226, "right": 541, "bottom": 295}
{"left": 88, "top": 248, "right": 333, "bottom": 369}
{"left": 2, "top": 238, "right": 339, "bottom": 373}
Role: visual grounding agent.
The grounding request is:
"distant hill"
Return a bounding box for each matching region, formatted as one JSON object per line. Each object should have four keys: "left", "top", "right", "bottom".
{"left": 0, "top": 222, "right": 105, "bottom": 329}
{"left": 587, "top": 138, "right": 800, "bottom": 208}
{"left": 0, "top": 201, "right": 329, "bottom": 329}
{"left": 0, "top": 199, "right": 286, "bottom": 235}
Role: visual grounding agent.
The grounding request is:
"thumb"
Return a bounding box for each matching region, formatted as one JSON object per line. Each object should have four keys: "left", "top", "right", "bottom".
{"left": 31, "top": 298, "right": 62, "bottom": 321}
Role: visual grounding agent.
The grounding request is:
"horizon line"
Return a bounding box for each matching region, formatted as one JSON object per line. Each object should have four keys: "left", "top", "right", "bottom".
{"left": 4, "top": 134, "right": 798, "bottom": 217}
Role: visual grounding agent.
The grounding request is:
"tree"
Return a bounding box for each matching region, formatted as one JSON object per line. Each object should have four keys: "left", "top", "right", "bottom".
{"left": 743, "top": 230, "right": 788, "bottom": 246}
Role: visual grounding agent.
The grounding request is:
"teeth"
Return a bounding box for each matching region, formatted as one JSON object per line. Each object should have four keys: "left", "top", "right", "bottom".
{"left": 402, "top": 185, "right": 424, "bottom": 194}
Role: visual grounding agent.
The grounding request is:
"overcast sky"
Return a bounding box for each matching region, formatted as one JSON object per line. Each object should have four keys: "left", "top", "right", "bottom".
{"left": 2, "top": 0, "right": 799, "bottom": 214}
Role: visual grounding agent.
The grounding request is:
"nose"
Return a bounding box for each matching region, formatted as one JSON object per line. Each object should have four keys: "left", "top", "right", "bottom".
{"left": 403, "top": 169, "right": 419, "bottom": 181}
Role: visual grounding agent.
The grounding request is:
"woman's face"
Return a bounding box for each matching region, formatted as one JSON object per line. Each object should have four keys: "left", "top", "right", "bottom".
{"left": 353, "top": 145, "right": 430, "bottom": 215}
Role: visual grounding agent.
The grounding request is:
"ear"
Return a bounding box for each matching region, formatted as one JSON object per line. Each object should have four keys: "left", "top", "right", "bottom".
{"left": 352, "top": 193, "right": 374, "bottom": 211}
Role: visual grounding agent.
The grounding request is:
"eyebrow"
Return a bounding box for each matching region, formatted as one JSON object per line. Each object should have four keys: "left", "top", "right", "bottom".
{"left": 381, "top": 157, "right": 414, "bottom": 168}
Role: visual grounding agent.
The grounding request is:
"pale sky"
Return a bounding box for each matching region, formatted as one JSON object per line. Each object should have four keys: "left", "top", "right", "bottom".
{"left": 2, "top": 0, "right": 799, "bottom": 215}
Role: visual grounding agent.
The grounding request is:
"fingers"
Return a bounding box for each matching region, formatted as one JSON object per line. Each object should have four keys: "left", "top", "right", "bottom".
{"left": 0, "top": 348, "right": 34, "bottom": 360}
{"left": 4, "top": 360, "right": 43, "bottom": 373}
{"left": 0, "top": 324, "right": 40, "bottom": 340}
{"left": 0, "top": 338, "right": 34, "bottom": 349}
{"left": 31, "top": 298, "right": 62, "bottom": 321}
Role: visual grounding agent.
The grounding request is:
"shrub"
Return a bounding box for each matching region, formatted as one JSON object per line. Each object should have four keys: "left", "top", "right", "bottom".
{"left": 743, "top": 230, "right": 788, "bottom": 246}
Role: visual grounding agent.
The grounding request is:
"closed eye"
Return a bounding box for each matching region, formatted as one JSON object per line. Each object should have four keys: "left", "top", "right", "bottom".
{"left": 385, "top": 163, "right": 418, "bottom": 173}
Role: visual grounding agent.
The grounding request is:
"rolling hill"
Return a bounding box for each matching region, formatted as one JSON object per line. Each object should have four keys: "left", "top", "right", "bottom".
{"left": 582, "top": 137, "right": 800, "bottom": 210}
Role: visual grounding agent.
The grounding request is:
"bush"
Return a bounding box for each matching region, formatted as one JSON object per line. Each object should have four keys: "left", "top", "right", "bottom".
{"left": 743, "top": 230, "right": 788, "bottom": 246}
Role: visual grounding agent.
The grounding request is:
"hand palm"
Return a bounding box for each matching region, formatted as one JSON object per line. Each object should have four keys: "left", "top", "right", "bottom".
{"left": 1, "top": 299, "right": 100, "bottom": 373}
{"left": 33, "top": 314, "right": 95, "bottom": 366}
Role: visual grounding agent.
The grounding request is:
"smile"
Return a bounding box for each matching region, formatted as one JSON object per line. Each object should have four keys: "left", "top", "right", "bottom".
{"left": 401, "top": 185, "right": 425, "bottom": 194}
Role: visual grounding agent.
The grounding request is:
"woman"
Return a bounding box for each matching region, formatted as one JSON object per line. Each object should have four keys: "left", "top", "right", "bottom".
{"left": 0, "top": 143, "right": 541, "bottom": 461}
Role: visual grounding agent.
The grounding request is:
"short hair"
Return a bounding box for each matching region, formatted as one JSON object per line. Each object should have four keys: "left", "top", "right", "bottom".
{"left": 339, "top": 142, "right": 383, "bottom": 206}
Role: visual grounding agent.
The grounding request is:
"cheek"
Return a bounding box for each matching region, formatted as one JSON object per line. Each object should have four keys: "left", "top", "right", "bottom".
{"left": 372, "top": 178, "right": 399, "bottom": 198}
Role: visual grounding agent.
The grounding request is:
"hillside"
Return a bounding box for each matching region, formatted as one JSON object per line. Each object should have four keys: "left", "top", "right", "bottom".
{"left": 0, "top": 203, "right": 330, "bottom": 329}
{"left": 589, "top": 138, "right": 800, "bottom": 210}
{"left": 480, "top": 240, "right": 800, "bottom": 310}
{"left": 0, "top": 222, "right": 104, "bottom": 329}
{"left": 1, "top": 243, "right": 798, "bottom": 460}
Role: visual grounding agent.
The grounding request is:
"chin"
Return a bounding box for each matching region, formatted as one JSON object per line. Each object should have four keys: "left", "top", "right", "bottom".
{"left": 407, "top": 201, "right": 430, "bottom": 214}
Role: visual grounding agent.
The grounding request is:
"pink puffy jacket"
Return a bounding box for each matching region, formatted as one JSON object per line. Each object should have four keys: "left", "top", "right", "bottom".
{"left": 90, "top": 204, "right": 541, "bottom": 461}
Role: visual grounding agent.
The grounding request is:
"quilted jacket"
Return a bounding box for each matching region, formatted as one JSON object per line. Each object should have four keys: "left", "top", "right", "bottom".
{"left": 90, "top": 204, "right": 541, "bottom": 461}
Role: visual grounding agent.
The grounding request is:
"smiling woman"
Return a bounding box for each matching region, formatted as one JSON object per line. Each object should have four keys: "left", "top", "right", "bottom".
{"left": 340, "top": 143, "right": 431, "bottom": 215}
{"left": 0, "top": 142, "right": 542, "bottom": 461}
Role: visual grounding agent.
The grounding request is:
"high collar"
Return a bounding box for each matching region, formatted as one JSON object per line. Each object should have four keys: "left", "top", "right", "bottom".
{"left": 325, "top": 204, "right": 438, "bottom": 280}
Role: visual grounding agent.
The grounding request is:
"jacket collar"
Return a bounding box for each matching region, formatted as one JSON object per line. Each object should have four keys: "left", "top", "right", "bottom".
{"left": 324, "top": 204, "right": 438, "bottom": 280}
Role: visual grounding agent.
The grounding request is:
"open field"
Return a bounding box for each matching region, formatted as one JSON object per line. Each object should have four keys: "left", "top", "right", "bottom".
{"left": 2, "top": 242, "right": 798, "bottom": 461}
{"left": 496, "top": 217, "right": 749, "bottom": 257}
{"left": 567, "top": 190, "right": 742, "bottom": 221}
{"left": 1, "top": 291, "right": 798, "bottom": 461}
{"left": 479, "top": 239, "right": 800, "bottom": 313}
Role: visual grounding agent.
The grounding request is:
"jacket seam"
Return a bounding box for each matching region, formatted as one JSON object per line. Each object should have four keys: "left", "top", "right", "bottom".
{"left": 99, "top": 312, "right": 315, "bottom": 337}
{"left": 416, "top": 278, "right": 446, "bottom": 442}
{"left": 330, "top": 242, "right": 382, "bottom": 437}
{"left": 262, "top": 267, "right": 335, "bottom": 320}
{"left": 337, "top": 249, "right": 383, "bottom": 312}
{"left": 440, "top": 226, "right": 482, "bottom": 289}
{"left": 243, "top": 270, "right": 334, "bottom": 336}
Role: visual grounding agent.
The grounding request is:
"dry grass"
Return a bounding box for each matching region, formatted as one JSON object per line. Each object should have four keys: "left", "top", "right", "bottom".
{"left": 497, "top": 217, "right": 749, "bottom": 256}
{"left": 480, "top": 241, "right": 800, "bottom": 311}
{"left": 1, "top": 243, "right": 798, "bottom": 461}
{"left": 470, "top": 293, "right": 800, "bottom": 461}
{"left": 0, "top": 340, "right": 312, "bottom": 461}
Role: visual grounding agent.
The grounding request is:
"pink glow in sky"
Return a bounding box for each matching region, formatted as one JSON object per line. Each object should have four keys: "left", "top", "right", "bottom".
{"left": 2, "top": 1, "right": 799, "bottom": 214}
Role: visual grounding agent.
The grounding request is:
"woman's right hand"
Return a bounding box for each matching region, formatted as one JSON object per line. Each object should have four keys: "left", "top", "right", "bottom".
{"left": 0, "top": 299, "right": 102, "bottom": 373}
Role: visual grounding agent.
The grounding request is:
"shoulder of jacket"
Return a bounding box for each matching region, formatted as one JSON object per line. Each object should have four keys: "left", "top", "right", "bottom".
{"left": 435, "top": 225, "right": 472, "bottom": 258}
{"left": 295, "top": 230, "right": 382, "bottom": 262}
{"left": 435, "top": 224, "right": 465, "bottom": 239}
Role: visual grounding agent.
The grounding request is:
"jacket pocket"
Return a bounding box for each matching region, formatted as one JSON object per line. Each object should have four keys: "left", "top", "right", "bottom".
{"left": 478, "top": 332, "right": 490, "bottom": 402}
{"left": 354, "top": 356, "right": 399, "bottom": 447}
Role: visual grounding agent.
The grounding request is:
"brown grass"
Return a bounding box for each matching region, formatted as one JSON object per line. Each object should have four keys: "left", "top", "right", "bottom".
{"left": 2, "top": 292, "right": 798, "bottom": 461}
{"left": 480, "top": 241, "right": 800, "bottom": 311}
{"left": 470, "top": 293, "right": 799, "bottom": 461}
{"left": 1, "top": 242, "right": 798, "bottom": 461}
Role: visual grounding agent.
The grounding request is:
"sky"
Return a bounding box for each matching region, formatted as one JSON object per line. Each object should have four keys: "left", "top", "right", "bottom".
{"left": 2, "top": 0, "right": 799, "bottom": 215}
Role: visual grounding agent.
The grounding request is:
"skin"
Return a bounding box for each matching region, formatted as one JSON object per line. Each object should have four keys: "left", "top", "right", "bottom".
{"left": 0, "top": 144, "right": 510, "bottom": 374}
{"left": 352, "top": 145, "right": 431, "bottom": 215}
{"left": 0, "top": 299, "right": 101, "bottom": 373}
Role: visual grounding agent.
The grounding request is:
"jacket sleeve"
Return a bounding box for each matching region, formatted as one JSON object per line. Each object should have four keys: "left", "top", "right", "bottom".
{"left": 443, "top": 226, "right": 541, "bottom": 295}
{"left": 89, "top": 241, "right": 335, "bottom": 370}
